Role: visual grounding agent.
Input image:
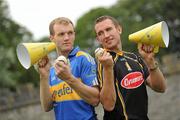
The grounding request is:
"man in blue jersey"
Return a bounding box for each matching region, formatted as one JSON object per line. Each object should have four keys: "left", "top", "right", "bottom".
{"left": 37, "top": 17, "right": 99, "bottom": 120}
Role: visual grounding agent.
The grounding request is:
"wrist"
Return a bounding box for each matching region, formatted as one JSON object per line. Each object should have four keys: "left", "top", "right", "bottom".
{"left": 65, "top": 75, "right": 76, "bottom": 84}
{"left": 104, "top": 65, "right": 114, "bottom": 69}
{"left": 40, "top": 75, "right": 49, "bottom": 82}
{"left": 149, "top": 61, "right": 158, "bottom": 71}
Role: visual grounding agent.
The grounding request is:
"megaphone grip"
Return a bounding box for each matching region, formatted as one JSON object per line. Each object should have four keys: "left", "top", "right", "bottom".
{"left": 153, "top": 46, "right": 159, "bottom": 53}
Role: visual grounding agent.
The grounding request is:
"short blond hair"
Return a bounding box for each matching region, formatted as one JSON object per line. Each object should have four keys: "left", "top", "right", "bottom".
{"left": 49, "top": 17, "right": 74, "bottom": 35}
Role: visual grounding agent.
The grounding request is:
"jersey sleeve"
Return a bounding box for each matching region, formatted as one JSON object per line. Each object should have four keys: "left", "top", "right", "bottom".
{"left": 79, "top": 54, "right": 99, "bottom": 87}
{"left": 49, "top": 67, "right": 54, "bottom": 94}
{"left": 136, "top": 54, "right": 150, "bottom": 80}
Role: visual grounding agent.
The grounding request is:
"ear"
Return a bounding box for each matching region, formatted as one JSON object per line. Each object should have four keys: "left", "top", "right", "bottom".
{"left": 96, "top": 36, "right": 102, "bottom": 44}
{"left": 117, "top": 25, "right": 122, "bottom": 34}
{"left": 49, "top": 35, "right": 54, "bottom": 42}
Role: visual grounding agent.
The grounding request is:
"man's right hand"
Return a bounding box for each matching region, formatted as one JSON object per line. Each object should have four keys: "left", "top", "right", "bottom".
{"left": 37, "top": 56, "right": 51, "bottom": 79}
{"left": 97, "top": 51, "right": 114, "bottom": 69}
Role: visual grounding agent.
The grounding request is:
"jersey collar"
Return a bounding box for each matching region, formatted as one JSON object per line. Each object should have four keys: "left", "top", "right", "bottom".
{"left": 104, "top": 48, "right": 124, "bottom": 56}
{"left": 68, "top": 46, "right": 80, "bottom": 58}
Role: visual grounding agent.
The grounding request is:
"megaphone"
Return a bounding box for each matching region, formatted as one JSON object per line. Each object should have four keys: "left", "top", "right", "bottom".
{"left": 129, "top": 21, "right": 169, "bottom": 53}
{"left": 16, "top": 42, "right": 56, "bottom": 69}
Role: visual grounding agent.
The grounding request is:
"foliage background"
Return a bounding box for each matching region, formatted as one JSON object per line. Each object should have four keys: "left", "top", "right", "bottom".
{"left": 0, "top": 0, "right": 179, "bottom": 89}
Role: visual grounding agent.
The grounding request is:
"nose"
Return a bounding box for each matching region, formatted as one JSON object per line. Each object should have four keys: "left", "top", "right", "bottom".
{"left": 64, "top": 33, "right": 70, "bottom": 40}
{"left": 104, "top": 31, "right": 110, "bottom": 38}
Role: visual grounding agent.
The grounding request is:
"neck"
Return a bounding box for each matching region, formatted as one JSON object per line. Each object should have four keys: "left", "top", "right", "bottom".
{"left": 114, "top": 47, "right": 122, "bottom": 53}
{"left": 58, "top": 50, "right": 70, "bottom": 58}
{"left": 56, "top": 47, "right": 74, "bottom": 58}
{"left": 106, "top": 45, "right": 122, "bottom": 53}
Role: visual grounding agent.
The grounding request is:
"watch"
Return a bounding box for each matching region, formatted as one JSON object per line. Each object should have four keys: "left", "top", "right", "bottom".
{"left": 149, "top": 62, "right": 158, "bottom": 71}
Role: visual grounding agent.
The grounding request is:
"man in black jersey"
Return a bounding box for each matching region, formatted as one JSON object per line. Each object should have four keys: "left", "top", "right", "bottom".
{"left": 94, "top": 15, "right": 166, "bottom": 120}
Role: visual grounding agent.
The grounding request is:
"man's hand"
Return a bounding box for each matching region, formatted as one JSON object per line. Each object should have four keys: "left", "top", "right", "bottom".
{"left": 97, "top": 50, "right": 114, "bottom": 69}
{"left": 54, "top": 57, "right": 73, "bottom": 81}
{"left": 138, "top": 44, "right": 156, "bottom": 67}
{"left": 37, "top": 56, "right": 51, "bottom": 79}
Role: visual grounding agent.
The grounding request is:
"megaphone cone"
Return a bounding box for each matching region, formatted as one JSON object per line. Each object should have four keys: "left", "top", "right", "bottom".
{"left": 16, "top": 42, "right": 56, "bottom": 69}
{"left": 129, "top": 21, "right": 169, "bottom": 53}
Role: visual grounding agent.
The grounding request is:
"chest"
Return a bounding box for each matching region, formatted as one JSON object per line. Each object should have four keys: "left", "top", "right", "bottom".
{"left": 114, "top": 56, "right": 143, "bottom": 77}
{"left": 114, "top": 56, "right": 145, "bottom": 90}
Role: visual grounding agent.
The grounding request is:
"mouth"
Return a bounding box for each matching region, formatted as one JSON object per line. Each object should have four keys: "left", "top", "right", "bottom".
{"left": 105, "top": 38, "right": 113, "bottom": 44}
{"left": 63, "top": 43, "right": 71, "bottom": 46}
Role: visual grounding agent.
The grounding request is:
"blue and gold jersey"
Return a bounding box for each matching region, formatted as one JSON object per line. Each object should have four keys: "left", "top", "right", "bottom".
{"left": 49, "top": 46, "right": 98, "bottom": 120}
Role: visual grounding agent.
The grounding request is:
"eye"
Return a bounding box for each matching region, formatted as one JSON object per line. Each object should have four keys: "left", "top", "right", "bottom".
{"left": 58, "top": 32, "right": 65, "bottom": 37}
{"left": 97, "top": 31, "right": 103, "bottom": 37}
{"left": 106, "top": 27, "right": 112, "bottom": 32}
{"left": 68, "top": 31, "right": 74, "bottom": 36}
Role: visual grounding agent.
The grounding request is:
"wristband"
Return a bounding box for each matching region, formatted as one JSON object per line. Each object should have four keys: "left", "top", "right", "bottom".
{"left": 149, "top": 62, "right": 158, "bottom": 71}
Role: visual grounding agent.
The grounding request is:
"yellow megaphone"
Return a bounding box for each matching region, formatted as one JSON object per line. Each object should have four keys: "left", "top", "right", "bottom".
{"left": 16, "top": 42, "right": 56, "bottom": 69}
{"left": 129, "top": 21, "right": 169, "bottom": 53}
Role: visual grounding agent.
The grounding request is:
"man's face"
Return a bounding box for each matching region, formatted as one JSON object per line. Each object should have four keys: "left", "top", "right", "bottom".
{"left": 95, "top": 19, "right": 121, "bottom": 51}
{"left": 51, "top": 23, "right": 75, "bottom": 53}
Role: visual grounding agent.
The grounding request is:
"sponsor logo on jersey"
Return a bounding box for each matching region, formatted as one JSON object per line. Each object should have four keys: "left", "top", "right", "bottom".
{"left": 50, "top": 82, "right": 81, "bottom": 102}
{"left": 121, "top": 72, "right": 144, "bottom": 89}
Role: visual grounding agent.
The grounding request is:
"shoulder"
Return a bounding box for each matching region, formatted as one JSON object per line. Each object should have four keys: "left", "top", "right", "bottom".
{"left": 76, "top": 51, "right": 95, "bottom": 65}
{"left": 49, "top": 67, "right": 55, "bottom": 74}
{"left": 123, "top": 51, "right": 140, "bottom": 60}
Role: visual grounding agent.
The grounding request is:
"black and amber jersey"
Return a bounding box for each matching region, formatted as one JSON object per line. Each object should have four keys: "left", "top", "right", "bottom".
{"left": 97, "top": 51, "right": 150, "bottom": 120}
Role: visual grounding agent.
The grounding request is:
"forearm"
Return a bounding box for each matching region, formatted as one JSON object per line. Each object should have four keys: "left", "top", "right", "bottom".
{"left": 148, "top": 67, "right": 166, "bottom": 92}
{"left": 66, "top": 76, "right": 99, "bottom": 106}
{"left": 40, "top": 75, "right": 53, "bottom": 112}
{"left": 100, "top": 67, "right": 116, "bottom": 111}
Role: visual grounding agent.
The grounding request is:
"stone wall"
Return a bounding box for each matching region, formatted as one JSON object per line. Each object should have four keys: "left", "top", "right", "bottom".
{"left": 0, "top": 73, "right": 180, "bottom": 120}
{"left": 96, "top": 74, "right": 180, "bottom": 120}
{"left": 0, "top": 103, "right": 54, "bottom": 120}
{"left": 0, "top": 53, "right": 180, "bottom": 120}
{"left": 161, "top": 53, "right": 180, "bottom": 75}
{"left": 148, "top": 74, "right": 180, "bottom": 120}
{"left": 0, "top": 83, "right": 54, "bottom": 120}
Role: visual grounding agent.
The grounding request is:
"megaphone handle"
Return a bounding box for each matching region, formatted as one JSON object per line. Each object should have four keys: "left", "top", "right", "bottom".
{"left": 138, "top": 43, "right": 159, "bottom": 53}
{"left": 138, "top": 43, "right": 142, "bottom": 51}
{"left": 153, "top": 46, "right": 159, "bottom": 53}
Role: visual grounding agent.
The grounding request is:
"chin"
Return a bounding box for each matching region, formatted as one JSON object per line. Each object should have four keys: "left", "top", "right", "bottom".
{"left": 106, "top": 45, "right": 114, "bottom": 50}
{"left": 65, "top": 47, "right": 73, "bottom": 51}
